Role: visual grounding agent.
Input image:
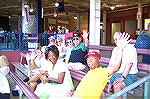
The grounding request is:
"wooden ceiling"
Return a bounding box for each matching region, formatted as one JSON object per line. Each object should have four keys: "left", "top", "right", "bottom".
{"left": 0, "top": 0, "right": 150, "bottom": 18}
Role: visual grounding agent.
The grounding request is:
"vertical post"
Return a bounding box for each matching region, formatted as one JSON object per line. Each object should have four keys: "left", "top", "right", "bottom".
{"left": 89, "top": 0, "right": 101, "bottom": 46}
{"left": 44, "top": 17, "right": 48, "bottom": 32}
{"left": 144, "top": 80, "right": 150, "bottom": 99}
{"left": 137, "top": 4, "right": 143, "bottom": 34}
{"left": 22, "top": 0, "right": 29, "bottom": 33}
{"left": 36, "top": 0, "right": 43, "bottom": 33}
{"left": 102, "top": 10, "right": 106, "bottom": 45}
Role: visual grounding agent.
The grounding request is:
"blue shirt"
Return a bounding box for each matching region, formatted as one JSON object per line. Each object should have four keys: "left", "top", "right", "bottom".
{"left": 134, "top": 31, "right": 150, "bottom": 64}
{"left": 69, "top": 42, "right": 88, "bottom": 64}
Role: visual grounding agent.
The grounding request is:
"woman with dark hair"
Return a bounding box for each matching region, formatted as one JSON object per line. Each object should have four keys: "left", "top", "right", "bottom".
{"left": 33, "top": 45, "right": 74, "bottom": 98}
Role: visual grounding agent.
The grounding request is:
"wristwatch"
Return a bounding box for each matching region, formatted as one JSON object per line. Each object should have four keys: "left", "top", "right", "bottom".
{"left": 121, "top": 74, "right": 126, "bottom": 79}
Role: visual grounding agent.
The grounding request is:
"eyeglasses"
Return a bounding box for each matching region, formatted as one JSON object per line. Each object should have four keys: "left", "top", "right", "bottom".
{"left": 73, "top": 37, "right": 79, "bottom": 41}
{"left": 66, "top": 40, "right": 72, "bottom": 44}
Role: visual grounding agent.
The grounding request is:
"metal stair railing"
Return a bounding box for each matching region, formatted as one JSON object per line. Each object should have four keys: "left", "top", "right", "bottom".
{"left": 107, "top": 75, "right": 150, "bottom": 99}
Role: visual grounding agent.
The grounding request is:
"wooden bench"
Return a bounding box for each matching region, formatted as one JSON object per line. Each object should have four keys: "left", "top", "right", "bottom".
{"left": 9, "top": 71, "right": 38, "bottom": 99}
{"left": 70, "top": 45, "right": 150, "bottom": 98}
{"left": 70, "top": 57, "right": 149, "bottom": 80}
{"left": 11, "top": 61, "right": 29, "bottom": 78}
{"left": 10, "top": 52, "right": 39, "bottom": 98}
{"left": 11, "top": 52, "right": 29, "bottom": 78}
{"left": 10, "top": 46, "right": 150, "bottom": 98}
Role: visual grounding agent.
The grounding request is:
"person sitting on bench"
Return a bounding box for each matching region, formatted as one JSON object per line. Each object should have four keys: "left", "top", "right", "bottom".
{"left": 106, "top": 32, "right": 138, "bottom": 98}
{"left": 27, "top": 45, "right": 74, "bottom": 98}
{"left": 0, "top": 55, "right": 10, "bottom": 99}
{"left": 73, "top": 33, "right": 131, "bottom": 99}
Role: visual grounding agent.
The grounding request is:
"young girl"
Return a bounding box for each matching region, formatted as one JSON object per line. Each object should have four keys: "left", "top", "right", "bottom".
{"left": 0, "top": 55, "right": 10, "bottom": 99}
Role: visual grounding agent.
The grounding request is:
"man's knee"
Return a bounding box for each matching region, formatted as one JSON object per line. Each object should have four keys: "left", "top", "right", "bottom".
{"left": 113, "top": 82, "right": 126, "bottom": 92}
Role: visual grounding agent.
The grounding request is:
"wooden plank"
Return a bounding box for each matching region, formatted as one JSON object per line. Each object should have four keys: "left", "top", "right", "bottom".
{"left": 70, "top": 57, "right": 149, "bottom": 82}
{"left": 70, "top": 70, "right": 86, "bottom": 81}
{"left": 100, "top": 57, "right": 149, "bottom": 73}
{"left": 11, "top": 62, "right": 29, "bottom": 77}
{"left": 89, "top": 45, "right": 150, "bottom": 55}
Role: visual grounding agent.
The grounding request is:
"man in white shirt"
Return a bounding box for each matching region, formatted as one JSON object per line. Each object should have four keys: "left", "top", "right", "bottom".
{"left": 107, "top": 32, "right": 138, "bottom": 95}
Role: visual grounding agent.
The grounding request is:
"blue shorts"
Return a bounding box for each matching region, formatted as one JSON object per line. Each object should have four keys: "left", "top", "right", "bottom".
{"left": 109, "top": 73, "right": 138, "bottom": 86}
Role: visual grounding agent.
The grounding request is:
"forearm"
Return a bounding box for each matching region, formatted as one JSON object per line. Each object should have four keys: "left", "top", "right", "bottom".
{"left": 122, "top": 63, "right": 133, "bottom": 77}
{"left": 30, "top": 59, "right": 38, "bottom": 70}
{"left": 47, "top": 72, "right": 65, "bottom": 84}
{"left": 83, "top": 38, "right": 89, "bottom": 47}
{"left": 108, "top": 49, "right": 123, "bottom": 76}
{"left": 48, "top": 77, "right": 63, "bottom": 84}
{"left": 28, "top": 74, "right": 41, "bottom": 83}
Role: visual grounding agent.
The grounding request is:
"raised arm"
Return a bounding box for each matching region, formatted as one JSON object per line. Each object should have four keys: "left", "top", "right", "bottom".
{"left": 82, "top": 30, "right": 89, "bottom": 47}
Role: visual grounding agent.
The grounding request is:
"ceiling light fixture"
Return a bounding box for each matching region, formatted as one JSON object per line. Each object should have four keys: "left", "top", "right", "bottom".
{"left": 29, "top": 8, "right": 33, "bottom": 12}
{"left": 110, "top": 6, "right": 115, "bottom": 10}
{"left": 54, "top": 13, "right": 58, "bottom": 17}
{"left": 74, "top": 16, "right": 78, "bottom": 19}
{"left": 55, "top": 3, "right": 59, "bottom": 7}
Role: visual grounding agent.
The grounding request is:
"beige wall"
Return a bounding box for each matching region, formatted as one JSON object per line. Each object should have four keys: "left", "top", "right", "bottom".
{"left": 45, "top": 13, "right": 88, "bottom": 32}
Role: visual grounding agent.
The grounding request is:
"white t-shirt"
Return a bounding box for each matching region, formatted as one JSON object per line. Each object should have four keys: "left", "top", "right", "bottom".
{"left": 109, "top": 44, "right": 138, "bottom": 74}
{"left": 0, "top": 67, "right": 10, "bottom": 93}
{"left": 0, "top": 66, "right": 10, "bottom": 76}
{"left": 34, "top": 56, "right": 43, "bottom": 68}
{"left": 48, "top": 61, "right": 67, "bottom": 79}
{"left": 31, "top": 57, "right": 53, "bottom": 74}
{"left": 34, "top": 61, "right": 74, "bottom": 97}
{"left": 38, "top": 59, "right": 67, "bottom": 78}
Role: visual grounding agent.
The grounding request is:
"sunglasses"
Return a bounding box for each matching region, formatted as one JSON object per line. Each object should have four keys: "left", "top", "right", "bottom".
{"left": 66, "top": 40, "right": 72, "bottom": 44}
{"left": 73, "top": 37, "right": 79, "bottom": 41}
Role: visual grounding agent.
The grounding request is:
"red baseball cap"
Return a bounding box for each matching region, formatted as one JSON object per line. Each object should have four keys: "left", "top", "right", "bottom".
{"left": 85, "top": 51, "right": 101, "bottom": 59}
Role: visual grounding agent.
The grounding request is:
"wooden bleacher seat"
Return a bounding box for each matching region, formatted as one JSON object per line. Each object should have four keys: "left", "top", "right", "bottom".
{"left": 11, "top": 61, "right": 29, "bottom": 77}
{"left": 9, "top": 45, "right": 150, "bottom": 98}
{"left": 9, "top": 71, "right": 38, "bottom": 99}
{"left": 10, "top": 52, "right": 39, "bottom": 98}
{"left": 70, "top": 45, "right": 150, "bottom": 98}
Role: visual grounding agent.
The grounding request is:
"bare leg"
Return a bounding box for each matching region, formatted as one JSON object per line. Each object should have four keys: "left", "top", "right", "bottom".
{"left": 27, "top": 75, "right": 40, "bottom": 92}
{"left": 113, "top": 82, "right": 126, "bottom": 99}
{"left": 28, "top": 75, "right": 40, "bottom": 83}
{"left": 28, "top": 82, "right": 38, "bottom": 92}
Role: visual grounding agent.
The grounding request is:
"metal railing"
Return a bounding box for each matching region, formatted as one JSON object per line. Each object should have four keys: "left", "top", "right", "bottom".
{"left": 107, "top": 75, "right": 150, "bottom": 99}
{"left": 0, "top": 32, "right": 59, "bottom": 50}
